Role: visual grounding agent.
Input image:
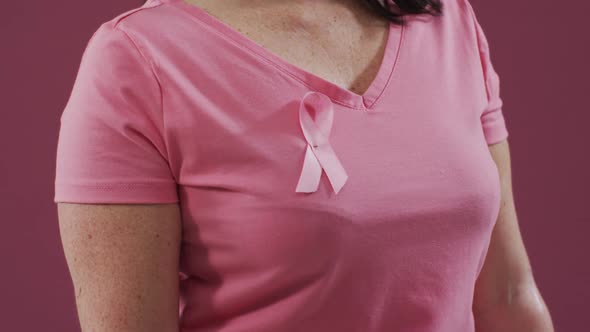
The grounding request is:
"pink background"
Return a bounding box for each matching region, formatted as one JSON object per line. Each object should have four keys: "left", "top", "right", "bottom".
{"left": 1, "top": 0, "right": 587, "bottom": 330}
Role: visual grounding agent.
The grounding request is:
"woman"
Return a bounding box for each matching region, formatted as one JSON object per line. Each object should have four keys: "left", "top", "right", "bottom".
{"left": 54, "top": 0, "right": 554, "bottom": 331}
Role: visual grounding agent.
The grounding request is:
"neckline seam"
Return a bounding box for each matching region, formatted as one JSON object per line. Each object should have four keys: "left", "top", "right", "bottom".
{"left": 367, "top": 17, "right": 406, "bottom": 111}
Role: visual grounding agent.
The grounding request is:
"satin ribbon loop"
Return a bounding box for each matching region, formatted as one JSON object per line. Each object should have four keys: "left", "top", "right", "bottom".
{"left": 295, "top": 91, "right": 348, "bottom": 194}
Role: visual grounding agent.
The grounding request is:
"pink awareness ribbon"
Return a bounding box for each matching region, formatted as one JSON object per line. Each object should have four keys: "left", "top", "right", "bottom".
{"left": 295, "top": 91, "right": 349, "bottom": 194}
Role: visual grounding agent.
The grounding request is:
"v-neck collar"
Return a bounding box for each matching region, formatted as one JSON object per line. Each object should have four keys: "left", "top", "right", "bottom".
{"left": 159, "top": 0, "right": 405, "bottom": 111}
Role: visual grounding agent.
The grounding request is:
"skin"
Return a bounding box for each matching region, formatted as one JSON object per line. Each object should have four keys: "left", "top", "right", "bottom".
{"left": 57, "top": 0, "right": 553, "bottom": 331}
{"left": 475, "top": 139, "right": 555, "bottom": 331}
{"left": 58, "top": 203, "right": 182, "bottom": 331}
{"left": 189, "top": 0, "right": 392, "bottom": 96}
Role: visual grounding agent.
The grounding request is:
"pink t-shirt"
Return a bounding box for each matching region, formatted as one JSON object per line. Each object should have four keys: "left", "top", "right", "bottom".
{"left": 54, "top": 0, "right": 509, "bottom": 330}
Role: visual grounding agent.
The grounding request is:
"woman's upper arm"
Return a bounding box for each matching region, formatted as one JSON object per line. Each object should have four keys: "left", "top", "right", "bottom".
{"left": 473, "top": 139, "right": 539, "bottom": 312}
{"left": 57, "top": 202, "right": 181, "bottom": 332}
{"left": 53, "top": 19, "right": 183, "bottom": 331}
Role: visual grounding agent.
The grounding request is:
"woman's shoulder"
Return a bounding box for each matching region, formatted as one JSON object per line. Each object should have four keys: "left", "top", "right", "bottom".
{"left": 92, "top": 0, "right": 186, "bottom": 43}
{"left": 101, "top": 0, "right": 166, "bottom": 31}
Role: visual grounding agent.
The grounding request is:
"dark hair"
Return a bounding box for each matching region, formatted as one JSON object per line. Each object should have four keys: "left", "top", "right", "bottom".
{"left": 364, "top": 0, "right": 443, "bottom": 25}
{"left": 144, "top": 0, "right": 444, "bottom": 26}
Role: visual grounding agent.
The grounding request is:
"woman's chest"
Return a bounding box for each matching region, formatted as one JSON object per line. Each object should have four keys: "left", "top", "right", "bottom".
{"left": 159, "top": 28, "right": 496, "bottom": 205}
{"left": 161, "top": 59, "right": 500, "bottom": 232}
{"left": 166, "top": 84, "right": 501, "bottom": 280}
{"left": 154, "top": 9, "right": 500, "bottom": 275}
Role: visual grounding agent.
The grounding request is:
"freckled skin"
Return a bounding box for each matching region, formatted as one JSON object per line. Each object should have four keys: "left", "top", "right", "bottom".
{"left": 185, "top": 0, "right": 392, "bottom": 96}
{"left": 57, "top": 203, "right": 182, "bottom": 331}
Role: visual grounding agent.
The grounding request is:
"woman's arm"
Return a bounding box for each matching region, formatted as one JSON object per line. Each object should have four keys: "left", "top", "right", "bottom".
{"left": 473, "top": 139, "right": 554, "bottom": 332}
{"left": 57, "top": 203, "right": 182, "bottom": 332}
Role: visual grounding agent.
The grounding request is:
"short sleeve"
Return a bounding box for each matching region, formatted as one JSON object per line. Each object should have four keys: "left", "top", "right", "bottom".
{"left": 54, "top": 22, "right": 179, "bottom": 204}
{"left": 466, "top": 1, "right": 509, "bottom": 145}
